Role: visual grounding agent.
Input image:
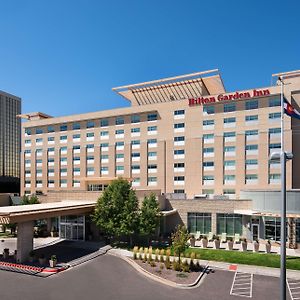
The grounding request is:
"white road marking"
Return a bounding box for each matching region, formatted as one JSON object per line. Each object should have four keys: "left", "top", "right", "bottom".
{"left": 288, "top": 279, "right": 300, "bottom": 300}
{"left": 230, "top": 271, "right": 253, "bottom": 298}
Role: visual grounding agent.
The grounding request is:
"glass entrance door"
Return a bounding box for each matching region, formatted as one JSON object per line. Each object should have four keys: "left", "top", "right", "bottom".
{"left": 59, "top": 215, "right": 85, "bottom": 241}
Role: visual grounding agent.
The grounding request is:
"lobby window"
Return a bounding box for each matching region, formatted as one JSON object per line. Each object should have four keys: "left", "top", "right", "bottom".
{"left": 296, "top": 220, "right": 300, "bottom": 243}
{"left": 174, "top": 123, "right": 185, "bottom": 129}
{"left": 100, "top": 119, "right": 109, "bottom": 127}
{"left": 245, "top": 100, "right": 258, "bottom": 110}
{"left": 269, "top": 112, "right": 281, "bottom": 120}
{"left": 265, "top": 217, "right": 283, "bottom": 241}
{"left": 131, "top": 127, "right": 140, "bottom": 133}
{"left": 269, "top": 98, "right": 281, "bottom": 107}
{"left": 87, "top": 121, "right": 95, "bottom": 128}
{"left": 48, "top": 126, "right": 55, "bottom": 133}
{"left": 224, "top": 103, "right": 236, "bottom": 113}
{"left": 147, "top": 113, "right": 157, "bottom": 122}
{"left": 188, "top": 213, "right": 212, "bottom": 234}
{"left": 115, "top": 117, "right": 124, "bottom": 125}
{"left": 203, "top": 105, "right": 215, "bottom": 115}
{"left": 73, "top": 123, "right": 80, "bottom": 130}
{"left": 36, "top": 128, "right": 43, "bottom": 134}
{"left": 131, "top": 115, "right": 140, "bottom": 123}
{"left": 245, "top": 115, "right": 258, "bottom": 122}
{"left": 174, "top": 110, "right": 185, "bottom": 116}
{"left": 60, "top": 124, "right": 68, "bottom": 131}
{"left": 217, "top": 214, "right": 242, "bottom": 236}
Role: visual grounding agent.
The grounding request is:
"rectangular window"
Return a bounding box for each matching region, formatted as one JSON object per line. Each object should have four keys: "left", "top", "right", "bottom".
{"left": 245, "top": 129, "right": 258, "bottom": 136}
{"left": 147, "top": 113, "right": 157, "bottom": 121}
{"left": 115, "top": 129, "right": 124, "bottom": 135}
{"left": 203, "top": 105, "right": 215, "bottom": 115}
{"left": 269, "top": 112, "right": 281, "bottom": 120}
{"left": 269, "top": 98, "right": 281, "bottom": 107}
{"left": 148, "top": 126, "right": 157, "bottom": 132}
{"left": 73, "top": 134, "right": 80, "bottom": 139}
{"left": 60, "top": 135, "right": 67, "bottom": 141}
{"left": 86, "top": 144, "right": 94, "bottom": 149}
{"left": 269, "top": 128, "right": 281, "bottom": 135}
{"left": 100, "top": 119, "right": 109, "bottom": 127}
{"left": 148, "top": 151, "right": 157, "bottom": 157}
{"left": 174, "top": 163, "right": 185, "bottom": 168}
{"left": 174, "top": 123, "right": 185, "bottom": 129}
{"left": 131, "top": 128, "right": 140, "bottom": 133}
{"left": 245, "top": 144, "right": 258, "bottom": 150}
{"left": 116, "top": 141, "right": 124, "bottom": 147}
{"left": 224, "top": 103, "right": 236, "bottom": 113}
{"left": 36, "top": 128, "right": 43, "bottom": 134}
{"left": 224, "top": 117, "right": 236, "bottom": 124}
{"left": 115, "top": 117, "right": 124, "bottom": 125}
{"left": 174, "top": 136, "right": 185, "bottom": 142}
{"left": 224, "top": 146, "right": 236, "bottom": 152}
{"left": 174, "top": 110, "right": 185, "bottom": 116}
{"left": 48, "top": 126, "right": 55, "bottom": 133}
{"left": 131, "top": 115, "right": 140, "bottom": 123}
{"left": 60, "top": 125, "right": 68, "bottom": 131}
{"left": 203, "top": 120, "right": 214, "bottom": 126}
{"left": 147, "top": 139, "right": 157, "bottom": 145}
{"left": 188, "top": 213, "right": 212, "bottom": 234}
{"left": 100, "top": 131, "right": 109, "bottom": 136}
{"left": 224, "top": 160, "right": 235, "bottom": 167}
{"left": 245, "top": 100, "right": 258, "bottom": 110}
{"left": 174, "top": 149, "right": 184, "bottom": 155}
{"left": 73, "top": 123, "right": 80, "bottom": 130}
{"left": 217, "top": 214, "right": 242, "bottom": 236}
{"left": 87, "top": 121, "right": 95, "bottom": 128}
{"left": 245, "top": 115, "right": 258, "bottom": 122}
{"left": 131, "top": 152, "right": 140, "bottom": 157}
{"left": 131, "top": 140, "right": 140, "bottom": 145}
{"left": 86, "top": 132, "right": 94, "bottom": 138}
{"left": 224, "top": 132, "right": 235, "bottom": 138}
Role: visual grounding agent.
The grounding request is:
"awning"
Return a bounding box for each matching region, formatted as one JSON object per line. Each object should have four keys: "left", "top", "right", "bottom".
{"left": 234, "top": 209, "right": 300, "bottom": 218}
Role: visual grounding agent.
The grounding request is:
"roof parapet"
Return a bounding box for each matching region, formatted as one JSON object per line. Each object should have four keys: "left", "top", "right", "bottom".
{"left": 17, "top": 112, "right": 53, "bottom": 121}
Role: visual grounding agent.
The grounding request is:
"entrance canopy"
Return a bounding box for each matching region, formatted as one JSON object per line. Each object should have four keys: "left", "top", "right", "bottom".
{"left": 0, "top": 201, "right": 96, "bottom": 224}
{"left": 234, "top": 209, "right": 300, "bottom": 218}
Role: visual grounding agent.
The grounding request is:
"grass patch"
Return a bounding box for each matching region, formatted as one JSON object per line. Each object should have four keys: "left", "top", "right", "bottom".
{"left": 184, "top": 248, "right": 300, "bottom": 271}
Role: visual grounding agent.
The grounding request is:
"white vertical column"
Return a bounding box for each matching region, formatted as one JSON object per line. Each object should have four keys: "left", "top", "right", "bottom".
{"left": 16, "top": 221, "right": 34, "bottom": 263}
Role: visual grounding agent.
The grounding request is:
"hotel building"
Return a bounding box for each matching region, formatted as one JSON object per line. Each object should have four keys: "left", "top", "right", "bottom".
{"left": 19, "top": 69, "right": 300, "bottom": 246}
{"left": 0, "top": 90, "right": 21, "bottom": 193}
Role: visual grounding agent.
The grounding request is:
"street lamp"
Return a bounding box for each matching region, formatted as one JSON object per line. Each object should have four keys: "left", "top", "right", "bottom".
{"left": 269, "top": 150, "right": 293, "bottom": 300}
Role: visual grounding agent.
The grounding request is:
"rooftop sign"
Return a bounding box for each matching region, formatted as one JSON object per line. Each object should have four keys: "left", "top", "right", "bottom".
{"left": 188, "top": 88, "right": 270, "bottom": 106}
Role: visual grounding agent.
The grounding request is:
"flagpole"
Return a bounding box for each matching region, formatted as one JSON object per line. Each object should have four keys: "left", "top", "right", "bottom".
{"left": 280, "top": 75, "right": 287, "bottom": 300}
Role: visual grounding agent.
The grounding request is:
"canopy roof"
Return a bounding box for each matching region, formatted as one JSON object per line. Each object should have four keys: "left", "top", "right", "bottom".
{"left": 112, "top": 69, "right": 226, "bottom": 106}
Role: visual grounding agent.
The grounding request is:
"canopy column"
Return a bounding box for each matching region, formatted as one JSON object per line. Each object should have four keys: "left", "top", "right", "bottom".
{"left": 16, "top": 221, "right": 34, "bottom": 263}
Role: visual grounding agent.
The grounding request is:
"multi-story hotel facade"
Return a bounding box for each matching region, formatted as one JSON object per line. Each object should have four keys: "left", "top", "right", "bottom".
{"left": 19, "top": 69, "right": 300, "bottom": 246}
{"left": 0, "top": 90, "right": 21, "bottom": 193}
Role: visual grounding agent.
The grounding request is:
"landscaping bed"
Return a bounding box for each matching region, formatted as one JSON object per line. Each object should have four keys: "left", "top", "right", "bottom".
{"left": 133, "top": 258, "right": 202, "bottom": 284}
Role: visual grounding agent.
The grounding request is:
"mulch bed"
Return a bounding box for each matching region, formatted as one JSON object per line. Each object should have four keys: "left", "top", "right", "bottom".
{"left": 132, "top": 259, "right": 202, "bottom": 284}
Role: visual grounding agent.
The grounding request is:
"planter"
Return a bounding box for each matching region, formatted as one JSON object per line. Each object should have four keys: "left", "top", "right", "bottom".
{"left": 228, "top": 241, "right": 234, "bottom": 250}
{"left": 202, "top": 238, "right": 208, "bottom": 248}
{"left": 214, "top": 239, "right": 220, "bottom": 249}
{"left": 190, "top": 238, "right": 196, "bottom": 247}
{"left": 49, "top": 259, "right": 57, "bottom": 268}
{"left": 242, "top": 241, "right": 247, "bottom": 252}
{"left": 265, "top": 243, "right": 271, "bottom": 253}
{"left": 253, "top": 241, "right": 260, "bottom": 252}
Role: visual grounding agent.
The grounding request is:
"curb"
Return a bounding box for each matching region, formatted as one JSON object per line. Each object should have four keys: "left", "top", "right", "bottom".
{"left": 108, "top": 250, "right": 207, "bottom": 289}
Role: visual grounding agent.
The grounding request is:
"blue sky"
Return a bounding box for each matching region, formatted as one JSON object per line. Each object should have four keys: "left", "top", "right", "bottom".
{"left": 0, "top": 0, "right": 299, "bottom": 117}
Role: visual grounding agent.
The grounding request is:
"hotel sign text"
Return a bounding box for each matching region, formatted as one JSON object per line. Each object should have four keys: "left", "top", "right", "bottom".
{"left": 188, "top": 89, "right": 270, "bottom": 106}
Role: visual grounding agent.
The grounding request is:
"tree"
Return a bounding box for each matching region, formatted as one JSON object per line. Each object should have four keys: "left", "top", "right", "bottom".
{"left": 92, "top": 178, "right": 139, "bottom": 245}
{"left": 139, "top": 193, "right": 161, "bottom": 243}
{"left": 20, "top": 195, "right": 40, "bottom": 205}
{"left": 171, "top": 225, "right": 189, "bottom": 266}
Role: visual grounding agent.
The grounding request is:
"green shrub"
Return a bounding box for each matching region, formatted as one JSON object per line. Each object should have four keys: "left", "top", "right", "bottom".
{"left": 173, "top": 261, "right": 181, "bottom": 271}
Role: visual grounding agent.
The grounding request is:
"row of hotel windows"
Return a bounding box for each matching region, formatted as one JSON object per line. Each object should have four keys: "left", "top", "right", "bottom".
{"left": 187, "top": 213, "right": 300, "bottom": 242}
{"left": 24, "top": 98, "right": 280, "bottom": 135}
{"left": 24, "top": 126, "right": 281, "bottom": 151}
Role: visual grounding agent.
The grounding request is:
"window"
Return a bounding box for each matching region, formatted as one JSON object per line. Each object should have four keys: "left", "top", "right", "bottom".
{"left": 100, "top": 131, "right": 109, "bottom": 136}
{"left": 101, "top": 166, "right": 108, "bottom": 172}
{"left": 131, "top": 128, "right": 140, "bottom": 133}
{"left": 174, "top": 149, "right": 184, "bottom": 155}
{"left": 101, "top": 154, "right": 109, "bottom": 160}
{"left": 174, "top": 110, "right": 185, "bottom": 116}
{"left": 203, "top": 175, "right": 214, "bottom": 182}
{"left": 25, "top": 139, "right": 31, "bottom": 145}
{"left": 217, "top": 214, "right": 242, "bottom": 235}
{"left": 245, "top": 174, "right": 258, "bottom": 183}
{"left": 148, "top": 151, "right": 157, "bottom": 157}
{"left": 174, "top": 176, "right": 184, "bottom": 181}
{"left": 203, "top": 134, "right": 214, "bottom": 143}
{"left": 73, "top": 145, "right": 80, "bottom": 150}
{"left": 265, "top": 217, "right": 283, "bottom": 241}
{"left": 36, "top": 128, "right": 43, "bottom": 134}
{"left": 174, "top": 136, "right": 185, "bottom": 142}
{"left": 131, "top": 140, "right": 140, "bottom": 145}
{"left": 116, "top": 153, "right": 124, "bottom": 159}
{"left": 73, "top": 123, "right": 80, "bottom": 130}
{"left": 269, "top": 112, "right": 281, "bottom": 120}
{"left": 269, "top": 98, "right": 281, "bottom": 107}
{"left": 25, "top": 128, "right": 32, "bottom": 136}
{"left": 100, "top": 119, "right": 109, "bottom": 127}
{"left": 132, "top": 165, "right": 140, "bottom": 171}
{"left": 203, "top": 105, "right": 215, "bottom": 115}
{"left": 269, "top": 143, "right": 281, "bottom": 150}
{"left": 246, "top": 159, "right": 258, "bottom": 166}
{"left": 269, "top": 174, "right": 281, "bottom": 182}
{"left": 174, "top": 123, "right": 185, "bottom": 129}
{"left": 131, "top": 115, "right": 140, "bottom": 123}
{"left": 223, "top": 189, "right": 235, "bottom": 196}
{"left": 148, "top": 177, "right": 157, "bottom": 184}
{"left": 224, "top": 117, "right": 236, "bottom": 124}
{"left": 73, "top": 134, "right": 80, "bottom": 139}
{"left": 60, "top": 124, "right": 68, "bottom": 131}
{"left": 116, "top": 141, "right": 124, "bottom": 147}
{"left": 203, "top": 147, "right": 214, "bottom": 155}
{"left": 86, "top": 144, "right": 94, "bottom": 149}
{"left": 202, "top": 189, "right": 214, "bottom": 195}
{"left": 115, "top": 117, "right": 124, "bottom": 125}
{"left": 224, "top": 103, "right": 236, "bottom": 113}
{"left": 116, "top": 165, "right": 124, "bottom": 171}
{"left": 73, "top": 157, "right": 80, "bottom": 162}
{"left": 148, "top": 126, "right": 157, "bottom": 132}
{"left": 115, "top": 129, "right": 124, "bottom": 135}
{"left": 147, "top": 113, "right": 157, "bottom": 121}
{"left": 87, "top": 121, "right": 95, "bottom": 128}
{"left": 131, "top": 152, "right": 140, "bottom": 158}
{"left": 48, "top": 147, "right": 54, "bottom": 152}
{"left": 174, "top": 189, "right": 185, "bottom": 194}
{"left": 224, "top": 146, "right": 235, "bottom": 152}
{"left": 203, "top": 120, "right": 214, "bottom": 126}
{"left": 245, "top": 130, "right": 258, "bottom": 136}
{"left": 100, "top": 143, "right": 109, "bottom": 148}
{"left": 147, "top": 139, "right": 157, "bottom": 145}
{"left": 245, "top": 144, "right": 258, "bottom": 150}
{"left": 224, "top": 160, "right": 235, "bottom": 168}
{"left": 60, "top": 135, "right": 67, "bottom": 141}
{"left": 60, "top": 157, "right": 67, "bottom": 163}
{"left": 269, "top": 128, "right": 281, "bottom": 135}
{"left": 224, "top": 132, "right": 235, "bottom": 138}
{"left": 148, "top": 164, "right": 157, "bottom": 170}
{"left": 48, "top": 126, "right": 55, "bottom": 133}
{"left": 174, "top": 163, "right": 185, "bottom": 168}
{"left": 245, "top": 115, "right": 258, "bottom": 122}
{"left": 245, "top": 100, "right": 258, "bottom": 110}
{"left": 224, "top": 175, "right": 235, "bottom": 182}
{"left": 203, "top": 161, "right": 214, "bottom": 167}
{"left": 86, "top": 132, "right": 94, "bottom": 137}
{"left": 188, "top": 213, "right": 212, "bottom": 234}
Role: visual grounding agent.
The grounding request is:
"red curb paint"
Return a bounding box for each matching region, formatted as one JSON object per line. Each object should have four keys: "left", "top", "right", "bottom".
{"left": 229, "top": 264, "right": 237, "bottom": 271}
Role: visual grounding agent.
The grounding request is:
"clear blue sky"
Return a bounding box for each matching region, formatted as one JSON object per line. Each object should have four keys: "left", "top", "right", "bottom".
{"left": 0, "top": 0, "right": 299, "bottom": 117}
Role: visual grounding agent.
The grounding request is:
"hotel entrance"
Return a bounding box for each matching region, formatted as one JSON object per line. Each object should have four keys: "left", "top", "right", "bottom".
{"left": 59, "top": 215, "right": 85, "bottom": 241}
{"left": 251, "top": 218, "right": 260, "bottom": 241}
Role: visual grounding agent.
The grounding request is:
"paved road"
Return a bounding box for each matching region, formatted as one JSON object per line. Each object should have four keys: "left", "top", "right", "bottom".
{"left": 0, "top": 254, "right": 290, "bottom": 300}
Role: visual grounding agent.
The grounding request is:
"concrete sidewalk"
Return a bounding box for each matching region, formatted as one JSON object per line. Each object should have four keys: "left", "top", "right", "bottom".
{"left": 110, "top": 248, "right": 300, "bottom": 280}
